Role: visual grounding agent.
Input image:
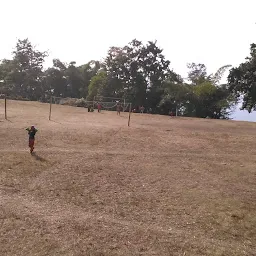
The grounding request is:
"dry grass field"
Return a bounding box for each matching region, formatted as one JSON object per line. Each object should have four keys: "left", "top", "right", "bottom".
{"left": 0, "top": 100, "right": 255, "bottom": 256}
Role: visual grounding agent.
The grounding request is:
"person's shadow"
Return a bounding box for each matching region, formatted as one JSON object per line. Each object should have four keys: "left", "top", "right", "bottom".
{"left": 31, "top": 152, "right": 46, "bottom": 162}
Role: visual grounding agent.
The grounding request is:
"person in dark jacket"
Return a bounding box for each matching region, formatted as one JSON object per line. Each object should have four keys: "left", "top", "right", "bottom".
{"left": 26, "top": 125, "right": 38, "bottom": 154}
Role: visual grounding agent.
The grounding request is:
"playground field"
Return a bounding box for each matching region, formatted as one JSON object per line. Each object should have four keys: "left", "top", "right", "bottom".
{"left": 0, "top": 100, "right": 255, "bottom": 256}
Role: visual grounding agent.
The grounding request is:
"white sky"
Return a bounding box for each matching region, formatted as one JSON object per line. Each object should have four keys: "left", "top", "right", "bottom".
{"left": 1, "top": 0, "right": 256, "bottom": 120}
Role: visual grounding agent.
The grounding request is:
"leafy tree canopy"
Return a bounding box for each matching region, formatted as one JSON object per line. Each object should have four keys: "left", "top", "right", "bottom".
{"left": 228, "top": 43, "right": 256, "bottom": 112}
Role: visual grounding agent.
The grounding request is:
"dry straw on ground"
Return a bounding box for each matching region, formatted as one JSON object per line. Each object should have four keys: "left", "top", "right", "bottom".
{"left": 0, "top": 100, "right": 255, "bottom": 256}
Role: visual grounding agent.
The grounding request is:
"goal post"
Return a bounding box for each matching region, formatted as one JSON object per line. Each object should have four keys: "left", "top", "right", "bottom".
{"left": 49, "top": 96, "right": 52, "bottom": 120}
{"left": 128, "top": 103, "right": 132, "bottom": 126}
{"left": 1, "top": 94, "right": 8, "bottom": 120}
{"left": 94, "top": 96, "right": 126, "bottom": 111}
{"left": 4, "top": 96, "right": 7, "bottom": 120}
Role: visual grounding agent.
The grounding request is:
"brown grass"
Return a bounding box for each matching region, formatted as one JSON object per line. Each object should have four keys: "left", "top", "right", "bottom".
{"left": 0, "top": 100, "right": 256, "bottom": 256}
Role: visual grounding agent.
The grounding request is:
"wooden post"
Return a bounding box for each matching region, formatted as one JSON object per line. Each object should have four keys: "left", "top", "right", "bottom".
{"left": 49, "top": 96, "right": 52, "bottom": 120}
{"left": 128, "top": 103, "right": 132, "bottom": 127}
{"left": 4, "top": 96, "right": 7, "bottom": 120}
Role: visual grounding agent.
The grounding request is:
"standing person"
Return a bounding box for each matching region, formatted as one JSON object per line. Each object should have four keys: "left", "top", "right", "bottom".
{"left": 140, "top": 106, "right": 145, "bottom": 113}
{"left": 97, "top": 102, "right": 102, "bottom": 113}
{"left": 117, "top": 102, "right": 121, "bottom": 115}
{"left": 26, "top": 125, "right": 38, "bottom": 154}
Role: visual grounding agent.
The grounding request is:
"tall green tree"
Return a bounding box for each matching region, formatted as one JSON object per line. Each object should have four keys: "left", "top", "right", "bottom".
{"left": 78, "top": 60, "right": 101, "bottom": 97}
{"left": 103, "top": 39, "right": 175, "bottom": 109}
{"left": 44, "top": 59, "right": 100, "bottom": 100}
{"left": 188, "top": 63, "right": 234, "bottom": 118}
{"left": 187, "top": 63, "right": 208, "bottom": 85}
{"left": 43, "top": 59, "right": 68, "bottom": 99}
{"left": 160, "top": 64, "right": 234, "bottom": 118}
{"left": 228, "top": 43, "right": 256, "bottom": 112}
{"left": 0, "top": 59, "right": 16, "bottom": 95}
{"left": 140, "top": 41, "right": 171, "bottom": 109}
{"left": 159, "top": 80, "right": 189, "bottom": 115}
{"left": 65, "top": 61, "right": 84, "bottom": 98}
{"left": 104, "top": 46, "right": 130, "bottom": 99}
{"left": 87, "top": 71, "right": 108, "bottom": 101}
{"left": 11, "top": 38, "right": 48, "bottom": 100}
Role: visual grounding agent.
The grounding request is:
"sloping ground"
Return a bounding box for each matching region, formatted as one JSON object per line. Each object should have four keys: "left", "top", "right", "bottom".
{"left": 0, "top": 100, "right": 255, "bottom": 256}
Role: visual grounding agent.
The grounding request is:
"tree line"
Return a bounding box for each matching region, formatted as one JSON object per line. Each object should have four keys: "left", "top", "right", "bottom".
{"left": 0, "top": 38, "right": 255, "bottom": 118}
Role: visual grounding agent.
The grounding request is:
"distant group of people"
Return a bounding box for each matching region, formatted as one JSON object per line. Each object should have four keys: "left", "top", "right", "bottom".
{"left": 87, "top": 103, "right": 178, "bottom": 118}
{"left": 87, "top": 102, "right": 122, "bottom": 115}
{"left": 169, "top": 111, "right": 175, "bottom": 117}
{"left": 132, "top": 106, "right": 152, "bottom": 114}
{"left": 87, "top": 102, "right": 102, "bottom": 112}
{"left": 131, "top": 107, "right": 176, "bottom": 117}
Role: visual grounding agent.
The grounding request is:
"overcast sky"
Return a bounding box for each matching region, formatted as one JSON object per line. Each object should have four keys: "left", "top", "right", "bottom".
{"left": 1, "top": 0, "right": 256, "bottom": 121}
